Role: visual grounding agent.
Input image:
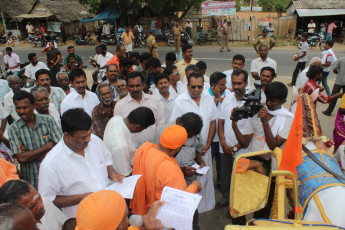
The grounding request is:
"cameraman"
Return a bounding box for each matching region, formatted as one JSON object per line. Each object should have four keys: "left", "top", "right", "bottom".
{"left": 231, "top": 81, "right": 294, "bottom": 222}
{"left": 216, "top": 69, "right": 249, "bottom": 211}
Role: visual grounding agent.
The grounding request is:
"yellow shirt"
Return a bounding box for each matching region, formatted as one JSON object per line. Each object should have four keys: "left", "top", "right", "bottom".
{"left": 147, "top": 35, "right": 156, "bottom": 50}
{"left": 176, "top": 58, "right": 198, "bottom": 82}
{"left": 255, "top": 35, "right": 275, "bottom": 47}
{"left": 121, "top": 32, "right": 134, "bottom": 45}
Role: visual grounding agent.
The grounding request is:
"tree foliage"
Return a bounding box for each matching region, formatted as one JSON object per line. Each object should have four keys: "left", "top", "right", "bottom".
{"left": 258, "top": 0, "right": 291, "bottom": 12}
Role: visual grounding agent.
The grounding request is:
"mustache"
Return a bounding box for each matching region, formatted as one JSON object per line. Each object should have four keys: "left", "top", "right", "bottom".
{"left": 41, "top": 104, "right": 49, "bottom": 109}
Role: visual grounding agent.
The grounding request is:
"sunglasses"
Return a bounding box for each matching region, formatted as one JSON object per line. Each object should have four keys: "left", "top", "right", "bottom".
{"left": 190, "top": 85, "right": 203, "bottom": 89}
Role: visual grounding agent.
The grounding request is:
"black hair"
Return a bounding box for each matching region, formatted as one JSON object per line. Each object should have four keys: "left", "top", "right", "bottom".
{"left": 119, "top": 57, "right": 133, "bottom": 68}
{"left": 0, "top": 180, "right": 31, "bottom": 204}
{"left": 187, "top": 72, "right": 204, "bottom": 84}
{"left": 154, "top": 73, "right": 169, "bottom": 85}
{"left": 126, "top": 71, "right": 144, "bottom": 84}
{"left": 67, "top": 46, "right": 74, "bottom": 50}
{"left": 264, "top": 82, "right": 288, "bottom": 101}
{"left": 127, "top": 107, "right": 155, "bottom": 128}
{"left": 99, "top": 44, "right": 107, "bottom": 50}
{"left": 28, "top": 53, "right": 36, "bottom": 61}
{"left": 185, "top": 64, "right": 199, "bottom": 74}
{"left": 232, "top": 69, "right": 248, "bottom": 83}
{"left": 68, "top": 53, "right": 76, "bottom": 59}
{"left": 5, "top": 47, "right": 12, "bottom": 52}
{"left": 146, "top": 57, "right": 161, "bottom": 69}
{"left": 301, "top": 32, "right": 308, "bottom": 39}
{"left": 196, "top": 61, "right": 207, "bottom": 70}
{"left": 180, "top": 112, "right": 203, "bottom": 136}
{"left": 307, "top": 65, "right": 324, "bottom": 79}
{"left": 326, "top": 40, "right": 334, "bottom": 47}
{"left": 182, "top": 44, "right": 193, "bottom": 53}
{"left": 260, "top": 66, "right": 276, "bottom": 78}
{"left": 106, "top": 64, "right": 118, "bottom": 71}
{"left": 258, "top": 44, "right": 268, "bottom": 50}
{"left": 165, "top": 52, "right": 177, "bottom": 62}
{"left": 61, "top": 108, "right": 92, "bottom": 135}
{"left": 116, "top": 44, "right": 125, "bottom": 52}
{"left": 210, "top": 71, "right": 226, "bottom": 85}
{"left": 140, "top": 52, "right": 152, "bottom": 63}
{"left": 0, "top": 203, "right": 28, "bottom": 225}
{"left": 13, "top": 90, "right": 34, "bottom": 105}
{"left": 163, "top": 65, "right": 177, "bottom": 75}
{"left": 62, "top": 218, "right": 77, "bottom": 230}
{"left": 69, "top": 69, "right": 86, "bottom": 82}
{"left": 35, "top": 69, "right": 50, "bottom": 81}
{"left": 130, "top": 52, "right": 140, "bottom": 60}
{"left": 233, "top": 54, "right": 245, "bottom": 64}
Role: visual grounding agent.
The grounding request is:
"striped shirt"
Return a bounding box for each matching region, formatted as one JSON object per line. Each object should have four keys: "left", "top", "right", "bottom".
{"left": 8, "top": 114, "right": 62, "bottom": 189}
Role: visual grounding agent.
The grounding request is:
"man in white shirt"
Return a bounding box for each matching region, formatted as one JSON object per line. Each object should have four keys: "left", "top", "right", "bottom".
{"left": 102, "top": 21, "right": 110, "bottom": 35}
{"left": 31, "top": 87, "right": 60, "bottom": 125}
{"left": 307, "top": 19, "right": 316, "bottom": 36}
{"left": 223, "top": 54, "right": 251, "bottom": 90}
{"left": 60, "top": 69, "right": 99, "bottom": 116}
{"left": 35, "top": 69, "right": 66, "bottom": 113}
{"left": 216, "top": 69, "right": 249, "bottom": 211}
{"left": 163, "top": 65, "right": 186, "bottom": 96}
{"left": 251, "top": 44, "right": 277, "bottom": 88}
{"left": 114, "top": 71, "right": 164, "bottom": 146}
{"left": 153, "top": 73, "right": 177, "bottom": 123}
{"left": 38, "top": 108, "right": 125, "bottom": 218}
{"left": 0, "top": 180, "right": 67, "bottom": 230}
{"left": 104, "top": 107, "right": 155, "bottom": 176}
{"left": 320, "top": 40, "right": 337, "bottom": 97}
{"left": 289, "top": 33, "right": 309, "bottom": 87}
{"left": 4, "top": 75, "right": 22, "bottom": 121}
{"left": 96, "top": 44, "right": 113, "bottom": 68}
{"left": 170, "top": 72, "right": 218, "bottom": 213}
{"left": 296, "top": 57, "right": 322, "bottom": 90}
{"left": 4, "top": 47, "right": 20, "bottom": 76}
{"left": 26, "top": 22, "right": 34, "bottom": 35}
{"left": 24, "top": 53, "right": 49, "bottom": 80}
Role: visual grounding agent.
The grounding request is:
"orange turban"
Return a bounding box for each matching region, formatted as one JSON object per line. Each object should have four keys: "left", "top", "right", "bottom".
{"left": 75, "top": 190, "right": 126, "bottom": 230}
{"left": 160, "top": 125, "right": 187, "bottom": 149}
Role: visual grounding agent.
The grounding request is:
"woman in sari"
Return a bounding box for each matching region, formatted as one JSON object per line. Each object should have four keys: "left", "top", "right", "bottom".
{"left": 333, "top": 94, "right": 345, "bottom": 169}
{"left": 41, "top": 41, "right": 61, "bottom": 86}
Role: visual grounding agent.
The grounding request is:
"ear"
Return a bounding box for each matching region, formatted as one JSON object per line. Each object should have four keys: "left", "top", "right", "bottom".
{"left": 310, "top": 88, "right": 319, "bottom": 103}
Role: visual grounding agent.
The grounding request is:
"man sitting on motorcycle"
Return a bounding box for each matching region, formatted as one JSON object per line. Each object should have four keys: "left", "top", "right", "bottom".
{"left": 64, "top": 46, "right": 83, "bottom": 68}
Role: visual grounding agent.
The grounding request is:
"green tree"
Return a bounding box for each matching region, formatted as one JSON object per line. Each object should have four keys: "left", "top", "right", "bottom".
{"left": 258, "top": 0, "right": 291, "bottom": 12}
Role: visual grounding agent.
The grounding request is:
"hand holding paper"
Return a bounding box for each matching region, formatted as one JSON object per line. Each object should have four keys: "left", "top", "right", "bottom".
{"left": 105, "top": 175, "right": 141, "bottom": 199}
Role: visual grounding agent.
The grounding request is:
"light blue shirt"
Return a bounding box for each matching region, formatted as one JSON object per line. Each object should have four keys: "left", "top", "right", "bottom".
{"left": 0, "top": 79, "right": 10, "bottom": 103}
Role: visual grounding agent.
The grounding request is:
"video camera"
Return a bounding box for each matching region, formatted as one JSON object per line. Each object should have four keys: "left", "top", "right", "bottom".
{"left": 231, "top": 89, "right": 263, "bottom": 121}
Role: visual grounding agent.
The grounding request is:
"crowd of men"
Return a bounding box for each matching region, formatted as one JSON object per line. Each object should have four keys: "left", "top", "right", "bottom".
{"left": 0, "top": 36, "right": 344, "bottom": 229}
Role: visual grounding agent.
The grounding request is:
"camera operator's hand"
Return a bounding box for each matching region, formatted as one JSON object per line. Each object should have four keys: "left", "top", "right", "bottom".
{"left": 258, "top": 106, "right": 269, "bottom": 122}
{"left": 230, "top": 106, "right": 239, "bottom": 125}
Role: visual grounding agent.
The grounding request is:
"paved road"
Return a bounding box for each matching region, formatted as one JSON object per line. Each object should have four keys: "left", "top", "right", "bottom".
{"left": 4, "top": 44, "right": 344, "bottom": 229}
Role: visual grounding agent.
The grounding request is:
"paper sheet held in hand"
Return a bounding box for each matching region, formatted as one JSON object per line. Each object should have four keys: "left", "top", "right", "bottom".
{"left": 191, "top": 163, "right": 210, "bottom": 175}
{"left": 156, "top": 186, "right": 202, "bottom": 230}
{"left": 105, "top": 175, "right": 141, "bottom": 199}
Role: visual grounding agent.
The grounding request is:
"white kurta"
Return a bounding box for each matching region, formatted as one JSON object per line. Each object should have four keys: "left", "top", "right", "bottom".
{"left": 38, "top": 198, "right": 68, "bottom": 230}
{"left": 60, "top": 90, "right": 100, "bottom": 116}
{"left": 103, "top": 116, "right": 137, "bottom": 176}
{"left": 170, "top": 91, "right": 218, "bottom": 212}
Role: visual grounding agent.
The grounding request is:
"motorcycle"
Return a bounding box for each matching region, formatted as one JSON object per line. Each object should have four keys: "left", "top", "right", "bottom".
{"left": 134, "top": 32, "right": 147, "bottom": 48}
{"left": 197, "top": 30, "right": 222, "bottom": 45}
{"left": 0, "top": 31, "right": 17, "bottom": 45}
{"left": 49, "top": 32, "right": 63, "bottom": 46}
{"left": 297, "top": 32, "right": 326, "bottom": 51}
{"left": 28, "top": 34, "right": 44, "bottom": 47}
{"left": 167, "top": 31, "right": 194, "bottom": 47}
{"left": 99, "top": 33, "right": 117, "bottom": 45}
{"left": 73, "top": 33, "right": 95, "bottom": 46}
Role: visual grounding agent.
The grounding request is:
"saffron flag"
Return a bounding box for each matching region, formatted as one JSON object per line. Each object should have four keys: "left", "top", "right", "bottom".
{"left": 279, "top": 97, "right": 303, "bottom": 178}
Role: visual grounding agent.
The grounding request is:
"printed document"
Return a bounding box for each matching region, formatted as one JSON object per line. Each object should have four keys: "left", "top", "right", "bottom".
{"left": 105, "top": 175, "right": 141, "bottom": 199}
{"left": 191, "top": 163, "right": 210, "bottom": 175}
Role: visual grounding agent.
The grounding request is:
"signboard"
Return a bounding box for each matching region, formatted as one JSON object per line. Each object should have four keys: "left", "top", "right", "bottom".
{"left": 47, "top": 21, "right": 61, "bottom": 32}
{"left": 201, "top": 1, "right": 236, "bottom": 16}
{"left": 245, "top": 22, "right": 250, "bottom": 31}
{"left": 258, "top": 19, "right": 271, "bottom": 27}
{"left": 240, "top": 6, "right": 262, "bottom": 11}
{"left": 252, "top": 7, "right": 262, "bottom": 12}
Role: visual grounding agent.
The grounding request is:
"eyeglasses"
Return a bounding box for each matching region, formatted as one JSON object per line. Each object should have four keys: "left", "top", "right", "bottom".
{"left": 189, "top": 85, "right": 203, "bottom": 89}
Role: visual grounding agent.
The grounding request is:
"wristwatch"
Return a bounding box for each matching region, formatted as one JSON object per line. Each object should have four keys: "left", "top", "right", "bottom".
{"left": 233, "top": 146, "right": 238, "bottom": 152}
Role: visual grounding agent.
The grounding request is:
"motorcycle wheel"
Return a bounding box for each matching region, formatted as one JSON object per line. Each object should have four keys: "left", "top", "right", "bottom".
{"left": 55, "top": 38, "right": 63, "bottom": 46}
{"left": 216, "top": 35, "right": 222, "bottom": 45}
{"left": 73, "top": 39, "right": 79, "bottom": 46}
{"left": 319, "top": 41, "right": 326, "bottom": 51}
{"left": 88, "top": 39, "right": 96, "bottom": 46}
{"left": 198, "top": 37, "right": 206, "bottom": 46}
{"left": 139, "top": 40, "right": 146, "bottom": 48}
{"left": 168, "top": 38, "right": 175, "bottom": 47}
{"left": 297, "top": 41, "right": 303, "bottom": 49}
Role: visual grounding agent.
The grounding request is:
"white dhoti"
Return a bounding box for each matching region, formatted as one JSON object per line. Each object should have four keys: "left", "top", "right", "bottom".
{"left": 197, "top": 149, "right": 215, "bottom": 213}
{"left": 124, "top": 43, "right": 133, "bottom": 52}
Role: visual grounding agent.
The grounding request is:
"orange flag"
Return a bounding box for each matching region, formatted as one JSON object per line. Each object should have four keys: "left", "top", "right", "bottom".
{"left": 279, "top": 97, "right": 303, "bottom": 178}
